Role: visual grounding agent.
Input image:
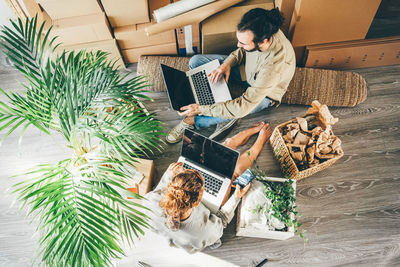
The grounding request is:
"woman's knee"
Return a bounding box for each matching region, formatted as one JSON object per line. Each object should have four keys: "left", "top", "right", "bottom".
{"left": 223, "top": 137, "right": 233, "bottom": 147}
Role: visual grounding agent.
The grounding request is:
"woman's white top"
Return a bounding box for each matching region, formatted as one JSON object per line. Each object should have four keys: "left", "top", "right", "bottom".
{"left": 143, "top": 172, "right": 240, "bottom": 253}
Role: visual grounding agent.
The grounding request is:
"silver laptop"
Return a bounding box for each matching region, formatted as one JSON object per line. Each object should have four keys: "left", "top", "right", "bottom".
{"left": 160, "top": 59, "right": 232, "bottom": 111}
{"left": 178, "top": 129, "right": 239, "bottom": 213}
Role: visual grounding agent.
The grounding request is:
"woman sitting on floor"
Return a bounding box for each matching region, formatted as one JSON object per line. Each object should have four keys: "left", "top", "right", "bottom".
{"left": 144, "top": 122, "right": 271, "bottom": 253}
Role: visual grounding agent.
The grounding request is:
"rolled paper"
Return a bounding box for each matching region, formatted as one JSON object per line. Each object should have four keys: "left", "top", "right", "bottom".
{"left": 153, "top": 0, "right": 216, "bottom": 23}
{"left": 145, "top": 0, "right": 245, "bottom": 36}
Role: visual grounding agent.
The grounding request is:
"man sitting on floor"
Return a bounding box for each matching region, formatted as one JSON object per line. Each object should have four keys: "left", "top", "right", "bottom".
{"left": 166, "top": 8, "right": 296, "bottom": 144}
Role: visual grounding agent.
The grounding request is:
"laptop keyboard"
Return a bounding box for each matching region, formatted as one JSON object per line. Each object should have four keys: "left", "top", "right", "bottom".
{"left": 182, "top": 163, "right": 223, "bottom": 197}
{"left": 191, "top": 70, "right": 215, "bottom": 105}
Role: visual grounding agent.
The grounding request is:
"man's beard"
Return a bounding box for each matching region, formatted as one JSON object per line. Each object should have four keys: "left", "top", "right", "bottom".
{"left": 244, "top": 43, "right": 261, "bottom": 52}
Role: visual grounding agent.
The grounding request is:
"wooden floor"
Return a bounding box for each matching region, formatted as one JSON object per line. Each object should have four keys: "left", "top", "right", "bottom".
{"left": 1, "top": 52, "right": 400, "bottom": 266}
{"left": 144, "top": 64, "right": 400, "bottom": 266}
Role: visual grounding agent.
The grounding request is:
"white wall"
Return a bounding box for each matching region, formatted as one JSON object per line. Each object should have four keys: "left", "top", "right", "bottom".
{"left": 0, "top": 0, "right": 17, "bottom": 28}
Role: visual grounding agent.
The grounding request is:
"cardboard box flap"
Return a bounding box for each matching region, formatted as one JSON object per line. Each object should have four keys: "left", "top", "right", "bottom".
{"left": 115, "top": 21, "right": 175, "bottom": 50}
{"left": 290, "top": 0, "right": 382, "bottom": 46}
{"left": 37, "top": 0, "right": 103, "bottom": 19}
{"left": 51, "top": 12, "right": 112, "bottom": 45}
{"left": 101, "top": 0, "right": 150, "bottom": 27}
{"left": 122, "top": 42, "right": 177, "bottom": 63}
{"left": 58, "top": 39, "right": 125, "bottom": 68}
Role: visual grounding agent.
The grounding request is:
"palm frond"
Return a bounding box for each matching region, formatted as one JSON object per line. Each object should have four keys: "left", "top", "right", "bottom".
{"left": 0, "top": 87, "right": 50, "bottom": 145}
{"left": 85, "top": 101, "right": 165, "bottom": 160}
{"left": 2, "top": 16, "right": 165, "bottom": 266}
{"left": 0, "top": 16, "right": 56, "bottom": 141}
{"left": 13, "top": 156, "right": 150, "bottom": 267}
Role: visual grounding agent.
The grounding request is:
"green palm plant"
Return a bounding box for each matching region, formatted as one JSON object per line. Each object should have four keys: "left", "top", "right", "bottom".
{"left": 0, "top": 16, "right": 164, "bottom": 266}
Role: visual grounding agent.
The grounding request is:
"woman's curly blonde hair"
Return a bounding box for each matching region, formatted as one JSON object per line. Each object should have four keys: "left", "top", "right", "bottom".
{"left": 159, "top": 170, "right": 204, "bottom": 230}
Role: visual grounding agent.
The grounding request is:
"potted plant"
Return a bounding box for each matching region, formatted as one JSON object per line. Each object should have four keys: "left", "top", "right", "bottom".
{"left": 0, "top": 16, "right": 164, "bottom": 266}
{"left": 236, "top": 168, "right": 302, "bottom": 240}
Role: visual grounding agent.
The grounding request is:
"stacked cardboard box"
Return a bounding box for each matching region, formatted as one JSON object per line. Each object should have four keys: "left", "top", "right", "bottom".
{"left": 114, "top": 0, "right": 177, "bottom": 63}
{"left": 34, "top": 0, "right": 124, "bottom": 68}
{"left": 128, "top": 158, "right": 156, "bottom": 196}
{"left": 170, "top": 0, "right": 201, "bottom": 56}
{"left": 305, "top": 36, "right": 400, "bottom": 70}
{"left": 36, "top": 0, "right": 103, "bottom": 19}
{"left": 100, "top": 0, "right": 149, "bottom": 28}
{"left": 50, "top": 13, "right": 112, "bottom": 46}
{"left": 275, "top": 0, "right": 296, "bottom": 37}
{"left": 289, "top": 0, "right": 381, "bottom": 47}
{"left": 278, "top": 0, "right": 382, "bottom": 67}
{"left": 115, "top": 23, "right": 175, "bottom": 50}
{"left": 57, "top": 39, "right": 125, "bottom": 67}
{"left": 201, "top": 0, "right": 274, "bottom": 55}
{"left": 176, "top": 24, "right": 200, "bottom": 56}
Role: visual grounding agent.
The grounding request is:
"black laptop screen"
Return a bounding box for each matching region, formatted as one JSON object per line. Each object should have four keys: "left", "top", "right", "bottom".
{"left": 160, "top": 64, "right": 196, "bottom": 111}
{"left": 181, "top": 129, "right": 239, "bottom": 179}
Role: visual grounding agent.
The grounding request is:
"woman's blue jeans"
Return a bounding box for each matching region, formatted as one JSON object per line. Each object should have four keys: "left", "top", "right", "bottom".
{"left": 189, "top": 54, "right": 271, "bottom": 129}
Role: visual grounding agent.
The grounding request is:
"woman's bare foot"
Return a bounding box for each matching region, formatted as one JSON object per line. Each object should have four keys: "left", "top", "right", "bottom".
{"left": 245, "top": 123, "right": 272, "bottom": 162}
{"left": 233, "top": 123, "right": 272, "bottom": 177}
{"left": 256, "top": 123, "right": 272, "bottom": 145}
{"left": 223, "top": 121, "right": 265, "bottom": 150}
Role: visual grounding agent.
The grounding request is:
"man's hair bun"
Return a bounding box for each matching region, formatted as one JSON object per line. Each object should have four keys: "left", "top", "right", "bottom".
{"left": 266, "top": 8, "right": 284, "bottom": 28}
{"left": 238, "top": 8, "right": 284, "bottom": 43}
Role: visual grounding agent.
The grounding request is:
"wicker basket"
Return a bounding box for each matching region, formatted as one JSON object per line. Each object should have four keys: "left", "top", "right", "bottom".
{"left": 269, "top": 119, "right": 344, "bottom": 180}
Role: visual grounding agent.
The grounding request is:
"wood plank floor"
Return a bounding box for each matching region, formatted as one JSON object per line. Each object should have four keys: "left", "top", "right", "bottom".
{"left": 1, "top": 54, "right": 399, "bottom": 266}
{"left": 143, "top": 64, "right": 400, "bottom": 266}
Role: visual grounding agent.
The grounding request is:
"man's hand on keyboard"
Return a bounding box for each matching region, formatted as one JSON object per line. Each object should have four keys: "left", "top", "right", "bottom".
{"left": 178, "top": 104, "right": 201, "bottom": 117}
{"left": 208, "top": 63, "right": 231, "bottom": 83}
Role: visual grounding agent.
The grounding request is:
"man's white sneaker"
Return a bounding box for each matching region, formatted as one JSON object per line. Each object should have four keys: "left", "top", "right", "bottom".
{"left": 166, "top": 120, "right": 194, "bottom": 144}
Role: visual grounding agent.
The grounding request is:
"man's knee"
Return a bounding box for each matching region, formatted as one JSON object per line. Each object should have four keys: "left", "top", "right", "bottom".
{"left": 189, "top": 55, "right": 204, "bottom": 69}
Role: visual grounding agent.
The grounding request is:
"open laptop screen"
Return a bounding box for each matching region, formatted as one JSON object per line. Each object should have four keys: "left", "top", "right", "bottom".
{"left": 181, "top": 129, "right": 239, "bottom": 179}
{"left": 160, "top": 64, "right": 196, "bottom": 111}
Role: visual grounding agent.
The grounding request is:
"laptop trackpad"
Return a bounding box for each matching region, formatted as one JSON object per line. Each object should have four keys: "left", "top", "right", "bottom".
{"left": 212, "top": 79, "right": 232, "bottom": 103}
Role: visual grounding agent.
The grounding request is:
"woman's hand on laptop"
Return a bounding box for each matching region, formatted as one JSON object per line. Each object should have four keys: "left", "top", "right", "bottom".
{"left": 208, "top": 63, "right": 231, "bottom": 84}
{"left": 178, "top": 104, "right": 201, "bottom": 117}
{"left": 234, "top": 183, "right": 251, "bottom": 199}
{"left": 166, "top": 162, "right": 184, "bottom": 177}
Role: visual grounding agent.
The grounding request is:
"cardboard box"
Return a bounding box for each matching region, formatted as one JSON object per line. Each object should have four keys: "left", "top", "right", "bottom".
{"left": 50, "top": 13, "right": 112, "bottom": 46}
{"left": 101, "top": 0, "right": 149, "bottom": 27}
{"left": 115, "top": 21, "right": 176, "bottom": 50}
{"left": 290, "top": 0, "right": 382, "bottom": 46}
{"left": 201, "top": 1, "right": 274, "bottom": 54}
{"left": 122, "top": 43, "right": 177, "bottom": 63}
{"left": 36, "top": 0, "right": 103, "bottom": 19}
{"left": 374, "top": 0, "right": 400, "bottom": 18}
{"left": 131, "top": 158, "right": 155, "bottom": 195}
{"left": 21, "top": 0, "right": 53, "bottom": 31}
{"left": 305, "top": 37, "right": 400, "bottom": 70}
{"left": 236, "top": 177, "right": 296, "bottom": 240}
{"left": 294, "top": 46, "right": 306, "bottom": 67}
{"left": 170, "top": 0, "right": 199, "bottom": 55}
{"left": 275, "top": 0, "right": 296, "bottom": 37}
{"left": 58, "top": 39, "right": 125, "bottom": 68}
{"left": 176, "top": 24, "right": 200, "bottom": 56}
